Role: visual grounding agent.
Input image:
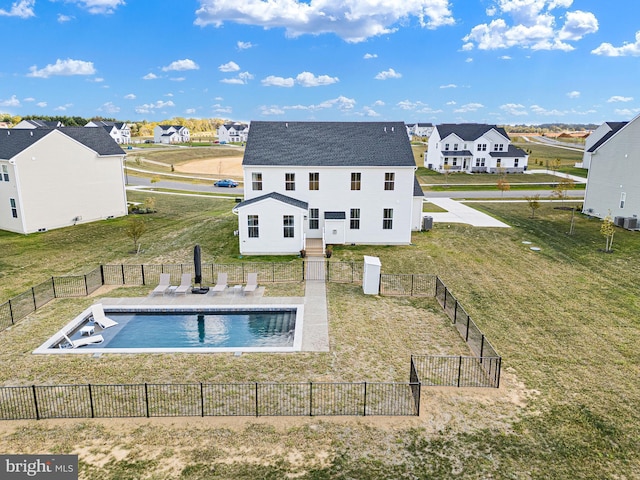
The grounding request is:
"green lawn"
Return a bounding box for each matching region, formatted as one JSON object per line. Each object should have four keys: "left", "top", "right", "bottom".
{"left": 1, "top": 194, "right": 639, "bottom": 478}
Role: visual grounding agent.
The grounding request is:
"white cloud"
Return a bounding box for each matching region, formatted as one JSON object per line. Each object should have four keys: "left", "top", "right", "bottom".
{"left": 99, "top": 101, "right": 120, "bottom": 114}
{"left": 162, "top": 59, "right": 199, "bottom": 72}
{"left": 296, "top": 71, "right": 339, "bottom": 87}
{"left": 262, "top": 75, "right": 295, "bottom": 87}
{"left": 454, "top": 102, "right": 484, "bottom": 113}
{"left": 499, "top": 55, "right": 512, "bottom": 60}
{"left": 373, "top": 100, "right": 385, "bottom": 106}
{"left": 54, "top": 103, "right": 73, "bottom": 112}
{"left": 375, "top": 68, "right": 401, "bottom": 80}
{"left": 440, "top": 83, "right": 457, "bottom": 89}
{"left": 277, "top": 95, "right": 357, "bottom": 113}
{"left": 219, "top": 61, "right": 240, "bottom": 72}
{"left": 0, "top": 95, "right": 20, "bottom": 107}
{"left": 463, "top": 1, "right": 598, "bottom": 51}
{"left": 592, "top": 31, "right": 640, "bottom": 57}
{"left": 221, "top": 71, "right": 254, "bottom": 85}
{"left": 124, "top": 93, "right": 136, "bottom": 100}
{"left": 614, "top": 108, "right": 640, "bottom": 117}
{"left": 530, "top": 104, "right": 566, "bottom": 116}
{"left": 0, "top": 0, "right": 35, "bottom": 18}
{"left": 500, "top": 103, "right": 528, "bottom": 115}
{"left": 28, "top": 58, "right": 96, "bottom": 78}
{"left": 143, "top": 73, "right": 158, "bottom": 80}
{"left": 135, "top": 100, "right": 175, "bottom": 114}
{"left": 57, "top": 13, "right": 73, "bottom": 22}
{"left": 362, "top": 107, "right": 380, "bottom": 117}
{"left": 36, "top": 102, "right": 47, "bottom": 107}
{"left": 363, "top": 53, "right": 378, "bottom": 59}
{"left": 397, "top": 100, "right": 424, "bottom": 110}
{"left": 607, "top": 96, "right": 633, "bottom": 103}
{"left": 215, "top": 96, "right": 224, "bottom": 101}
{"left": 185, "top": 108, "right": 197, "bottom": 114}
{"left": 567, "top": 90, "right": 580, "bottom": 98}
{"left": 67, "top": 0, "right": 125, "bottom": 14}
{"left": 170, "top": 77, "right": 186, "bottom": 82}
{"left": 23, "top": 97, "right": 35, "bottom": 102}
{"left": 237, "top": 41, "right": 254, "bottom": 49}
{"left": 214, "top": 106, "right": 232, "bottom": 114}
{"left": 92, "top": 77, "right": 104, "bottom": 82}
{"left": 260, "top": 106, "right": 285, "bottom": 116}
{"left": 446, "top": 100, "right": 456, "bottom": 105}
{"left": 465, "top": 57, "right": 473, "bottom": 62}
{"left": 194, "top": 0, "right": 455, "bottom": 43}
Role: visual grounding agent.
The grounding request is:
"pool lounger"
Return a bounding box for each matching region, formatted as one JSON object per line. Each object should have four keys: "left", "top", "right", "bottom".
{"left": 62, "top": 334, "right": 104, "bottom": 349}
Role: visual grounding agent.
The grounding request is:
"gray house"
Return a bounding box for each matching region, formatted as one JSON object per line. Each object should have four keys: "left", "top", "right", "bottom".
{"left": 583, "top": 114, "right": 640, "bottom": 223}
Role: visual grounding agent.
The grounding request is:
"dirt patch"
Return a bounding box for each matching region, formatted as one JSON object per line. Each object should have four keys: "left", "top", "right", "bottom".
{"left": 174, "top": 157, "right": 244, "bottom": 177}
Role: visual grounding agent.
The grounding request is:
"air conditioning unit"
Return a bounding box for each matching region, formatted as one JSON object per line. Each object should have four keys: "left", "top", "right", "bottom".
{"left": 623, "top": 217, "right": 637, "bottom": 230}
{"left": 614, "top": 216, "right": 625, "bottom": 227}
{"left": 422, "top": 216, "right": 433, "bottom": 231}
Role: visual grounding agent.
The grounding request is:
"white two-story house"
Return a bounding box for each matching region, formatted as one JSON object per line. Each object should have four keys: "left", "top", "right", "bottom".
{"left": 85, "top": 120, "right": 131, "bottom": 144}
{"left": 407, "top": 123, "right": 434, "bottom": 139}
{"left": 154, "top": 125, "right": 190, "bottom": 144}
{"left": 0, "top": 127, "right": 127, "bottom": 234}
{"left": 218, "top": 122, "right": 249, "bottom": 144}
{"left": 232, "top": 121, "right": 424, "bottom": 255}
{"left": 426, "top": 124, "right": 528, "bottom": 174}
{"left": 581, "top": 121, "right": 627, "bottom": 170}
{"left": 582, "top": 114, "right": 640, "bottom": 222}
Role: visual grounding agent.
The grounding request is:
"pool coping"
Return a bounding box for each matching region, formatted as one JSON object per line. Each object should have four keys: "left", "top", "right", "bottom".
{"left": 33, "top": 302, "right": 305, "bottom": 355}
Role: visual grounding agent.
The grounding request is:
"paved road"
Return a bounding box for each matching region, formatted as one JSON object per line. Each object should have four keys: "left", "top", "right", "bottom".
{"left": 127, "top": 174, "right": 245, "bottom": 195}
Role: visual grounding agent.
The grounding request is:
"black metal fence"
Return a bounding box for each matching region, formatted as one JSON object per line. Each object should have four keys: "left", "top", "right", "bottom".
{"left": 0, "top": 381, "right": 420, "bottom": 420}
{"left": 380, "top": 274, "right": 436, "bottom": 296}
{"left": 411, "top": 355, "right": 501, "bottom": 388}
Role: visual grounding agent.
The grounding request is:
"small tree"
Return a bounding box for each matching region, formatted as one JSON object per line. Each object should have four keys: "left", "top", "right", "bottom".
{"left": 601, "top": 212, "right": 615, "bottom": 252}
{"left": 143, "top": 197, "right": 156, "bottom": 211}
{"left": 552, "top": 157, "right": 561, "bottom": 172}
{"left": 551, "top": 178, "right": 575, "bottom": 204}
{"left": 525, "top": 194, "right": 541, "bottom": 218}
{"left": 497, "top": 177, "right": 510, "bottom": 197}
{"left": 443, "top": 163, "right": 451, "bottom": 184}
{"left": 125, "top": 217, "right": 147, "bottom": 253}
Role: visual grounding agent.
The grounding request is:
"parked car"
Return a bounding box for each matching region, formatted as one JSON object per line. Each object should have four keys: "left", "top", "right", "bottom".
{"left": 214, "top": 179, "right": 239, "bottom": 188}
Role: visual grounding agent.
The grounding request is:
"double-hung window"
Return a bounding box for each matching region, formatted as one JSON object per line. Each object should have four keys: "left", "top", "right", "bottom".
{"left": 1, "top": 165, "right": 8, "bottom": 182}
{"left": 10, "top": 198, "right": 18, "bottom": 218}
{"left": 252, "top": 172, "right": 263, "bottom": 191}
{"left": 350, "top": 208, "right": 360, "bottom": 229}
{"left": 384, "top": 172, "right": 395, "bottom": 191}
{"left": 247, "top": 215, "right": 259, "bottom": 238}
{"left": 285, "top": 173, "right": 295, "bottom": 191}
{"left": 283, "top": 215, "right": 294, "bottom": 238}
{"left": 309, "top": 172, "right": 319, "bottom": 190}
{"left": 383, "top": 208, "right": 393, "bottom": 230}
{"left": 351, "top": 172, "right": 361, "bottom": 191}
{"left": 309, "top": 208, "right": 319, "bottom": 229}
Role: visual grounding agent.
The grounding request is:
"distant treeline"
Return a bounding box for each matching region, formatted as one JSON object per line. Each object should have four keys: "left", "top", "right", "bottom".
{"left": 504, "top": 123, "right": 600, "bottom": 133}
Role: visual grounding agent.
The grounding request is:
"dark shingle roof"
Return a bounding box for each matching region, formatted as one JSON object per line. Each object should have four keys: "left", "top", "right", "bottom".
{"left": 442, "top": 150, "right": 473, "bottom": 156}
{"left": 324, "top": 211, "right": 346, "bottom": 219}
{"left": 488, "top": 144, "right": 527, "bottom": 158}
{"left": 413, "top": 176, "right": 424, "bottom": 197}
{"left": 233, "top": 192, "right": 308, "bottom": 211}
{"left": 0, "top": 127, "right": 124, "bottom": 159}
{"left": 587, "top": 122, "right": 628, "bottom": 153}
{"left": 243, "top": 121, "right": 415, "bottom": 167}
{"left": 417, "top": 123, "right": 433, "bottom": 127}
{"left": 436, "top": 123, "right": 509, "bottom": 142}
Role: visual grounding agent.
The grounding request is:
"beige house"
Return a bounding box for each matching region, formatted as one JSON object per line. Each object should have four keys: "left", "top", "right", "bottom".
{"left": 0, "top": 127, "right": 127, "bottom": 234}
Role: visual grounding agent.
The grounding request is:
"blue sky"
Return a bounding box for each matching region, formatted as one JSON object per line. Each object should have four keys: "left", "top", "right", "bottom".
{"left": 0, "top": 0, "right": 639, "bottom": 125}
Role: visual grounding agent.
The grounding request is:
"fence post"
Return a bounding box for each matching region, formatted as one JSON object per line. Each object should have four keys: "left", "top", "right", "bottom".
{"left": 443, "top": 287, "right": 447, "bottom": 310}
{"left": 255, "top": 383, "right": 259, "bottom": 417}
{"left": 84, "top": 275, "right": 89, "bottom": 296}
{"left": 496, "top": 357, "right": 502, "bottom": 388}
{"left": 309, "top": 382, "right": 313, "bottom": 417}
{"left": 272, "top": 263, "right": 275, "bottom": 283}
{"left": 363, "top": 382, "right": 367, "bottom": 417}
{"left": 52, "top": 277, "right": 57, "bottom": 298}
{"left": 457, "top": 356, "right": 463, "bottom": 388}
{"left": 411, "top": 275, "right": 415, "bottom": 296}
{"left": 32, "top": 385, "right": 40, "bottom": 420}
{"left": 141, "top": 265, "right": 146, "bottom": 286}
{"left": 88, "top": 384, "right": 95, "bottom": 418}
{"left": 8, "top": 299, "right": 14, "bottom": 325}
{"left": 100, "top": 265, "right": 105, "bottom": 286}
{"left": 453, "top": 300, "right": 458, "bottom": 324}
{"left": 465, "top": 316, "right": 470, "bottom": 342}
{"left": 121, "top": 265, "right": 125, "bottom": 285}
{"left": 200, "top": 383, "right": 204, "bottom": 417}
{"left": 302, "top": 261, "right": 305, "bottom": 281}
{"left": 144, "top": 383, "right": 149, "bottom": 418}
{"left": 31, "top": 287, "right": 37, "bottom": 310}
{"left": 480, "top": 335, "right": 485, "bottom": 362}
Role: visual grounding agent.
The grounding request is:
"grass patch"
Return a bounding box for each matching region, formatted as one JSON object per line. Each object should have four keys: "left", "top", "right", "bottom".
{"left": 130, "top": 146, "right": 243, "bottom": 167}
{"left": 425, "top": 183, "right": 586, "bottom": 192}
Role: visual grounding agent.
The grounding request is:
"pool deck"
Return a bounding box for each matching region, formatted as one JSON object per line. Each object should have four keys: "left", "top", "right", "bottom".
{"left": 99, "top": 281, "right": 330, "bottom": 352}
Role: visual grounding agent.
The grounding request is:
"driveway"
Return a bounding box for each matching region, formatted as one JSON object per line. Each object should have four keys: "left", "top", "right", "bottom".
{"left": 424, "top": 198, "right": 510, "bottom": 228}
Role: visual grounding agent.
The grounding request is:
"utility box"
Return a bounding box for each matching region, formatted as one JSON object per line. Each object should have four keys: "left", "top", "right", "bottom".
{"left": 624, "top": 217, "right": 637, "bottom": 230}
{"left": 422, "top": 216, "right": 433, "bottom": 231}
{"left": 362, "top": 256, "right": 381, "bottom": 295}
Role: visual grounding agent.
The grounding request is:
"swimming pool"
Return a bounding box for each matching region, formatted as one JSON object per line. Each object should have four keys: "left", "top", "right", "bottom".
{"left": 34, "top": 304, "right": 304, "bottom": 354}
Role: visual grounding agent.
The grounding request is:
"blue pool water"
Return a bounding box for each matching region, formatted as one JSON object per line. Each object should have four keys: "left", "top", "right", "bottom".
{"left": 102, "top": 310, "right": 296, "bottom": 348}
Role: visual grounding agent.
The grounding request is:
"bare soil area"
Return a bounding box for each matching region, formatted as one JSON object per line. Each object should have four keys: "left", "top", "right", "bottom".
{"left": 174, "top": 157, "right": 244, "bottom": 177}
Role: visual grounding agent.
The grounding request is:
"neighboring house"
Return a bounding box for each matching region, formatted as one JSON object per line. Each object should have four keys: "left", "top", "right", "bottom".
{"left": 0, "top": 122, "right": 10, "bottom": 129}
{"left": 217, "top": 122, "right": 249, "bottom": 143}
{"left": 0, "top": 127, "right": 127, "bottom": 234}
{"left": 153, "top": 125, "right": 190, "bottom": 144}
{"left": 425, "top": 123, "right": 528, "bottom": 174}
{"left": 407, "top": 123, "right": 434, "bottom": 139}
{"left": 13, "top": 119, "right": 64, "bottom": 129}
{"left": 580, "top": 121, "right": 627, "bottom": 169}
{"left": 582, "top": 114, "right": 640, "bottom": 222}
{"left": 85, "top": 120, "right": 131, "bottom": 144}
{"left": 232, "top": 121, "right": 424, "bottom": 256}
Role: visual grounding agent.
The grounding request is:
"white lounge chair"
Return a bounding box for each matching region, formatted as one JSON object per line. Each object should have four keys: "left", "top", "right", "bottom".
{"left": 91, "top": 304, "right": 118, "bottom": 329}
{"left": 210, "top": 273, "right": 228, "bottom": 294}
{"left": 174, "top": 273, "right": 192, "bottom": 295}
{"left": 62, "top": 334, "right": 104, "bottom": 349}
{"left": 244, "top": 273, "right": 258, "bottom": 294}
{"left": 151, "top": 273, "right": 172, "bottom": 296}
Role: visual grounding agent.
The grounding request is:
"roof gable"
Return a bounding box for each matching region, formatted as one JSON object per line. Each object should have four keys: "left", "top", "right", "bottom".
{"left": 243, "top": 121, "right": 415, "bottom": 167}
{"left": 233, "top": 192, "right": 309, "bottom": 211}
{"left": 436, "top": 123, "right": 509, "bottom": 142}
{"left": 587, "top": 121, "right": 629, "bottom": 153}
